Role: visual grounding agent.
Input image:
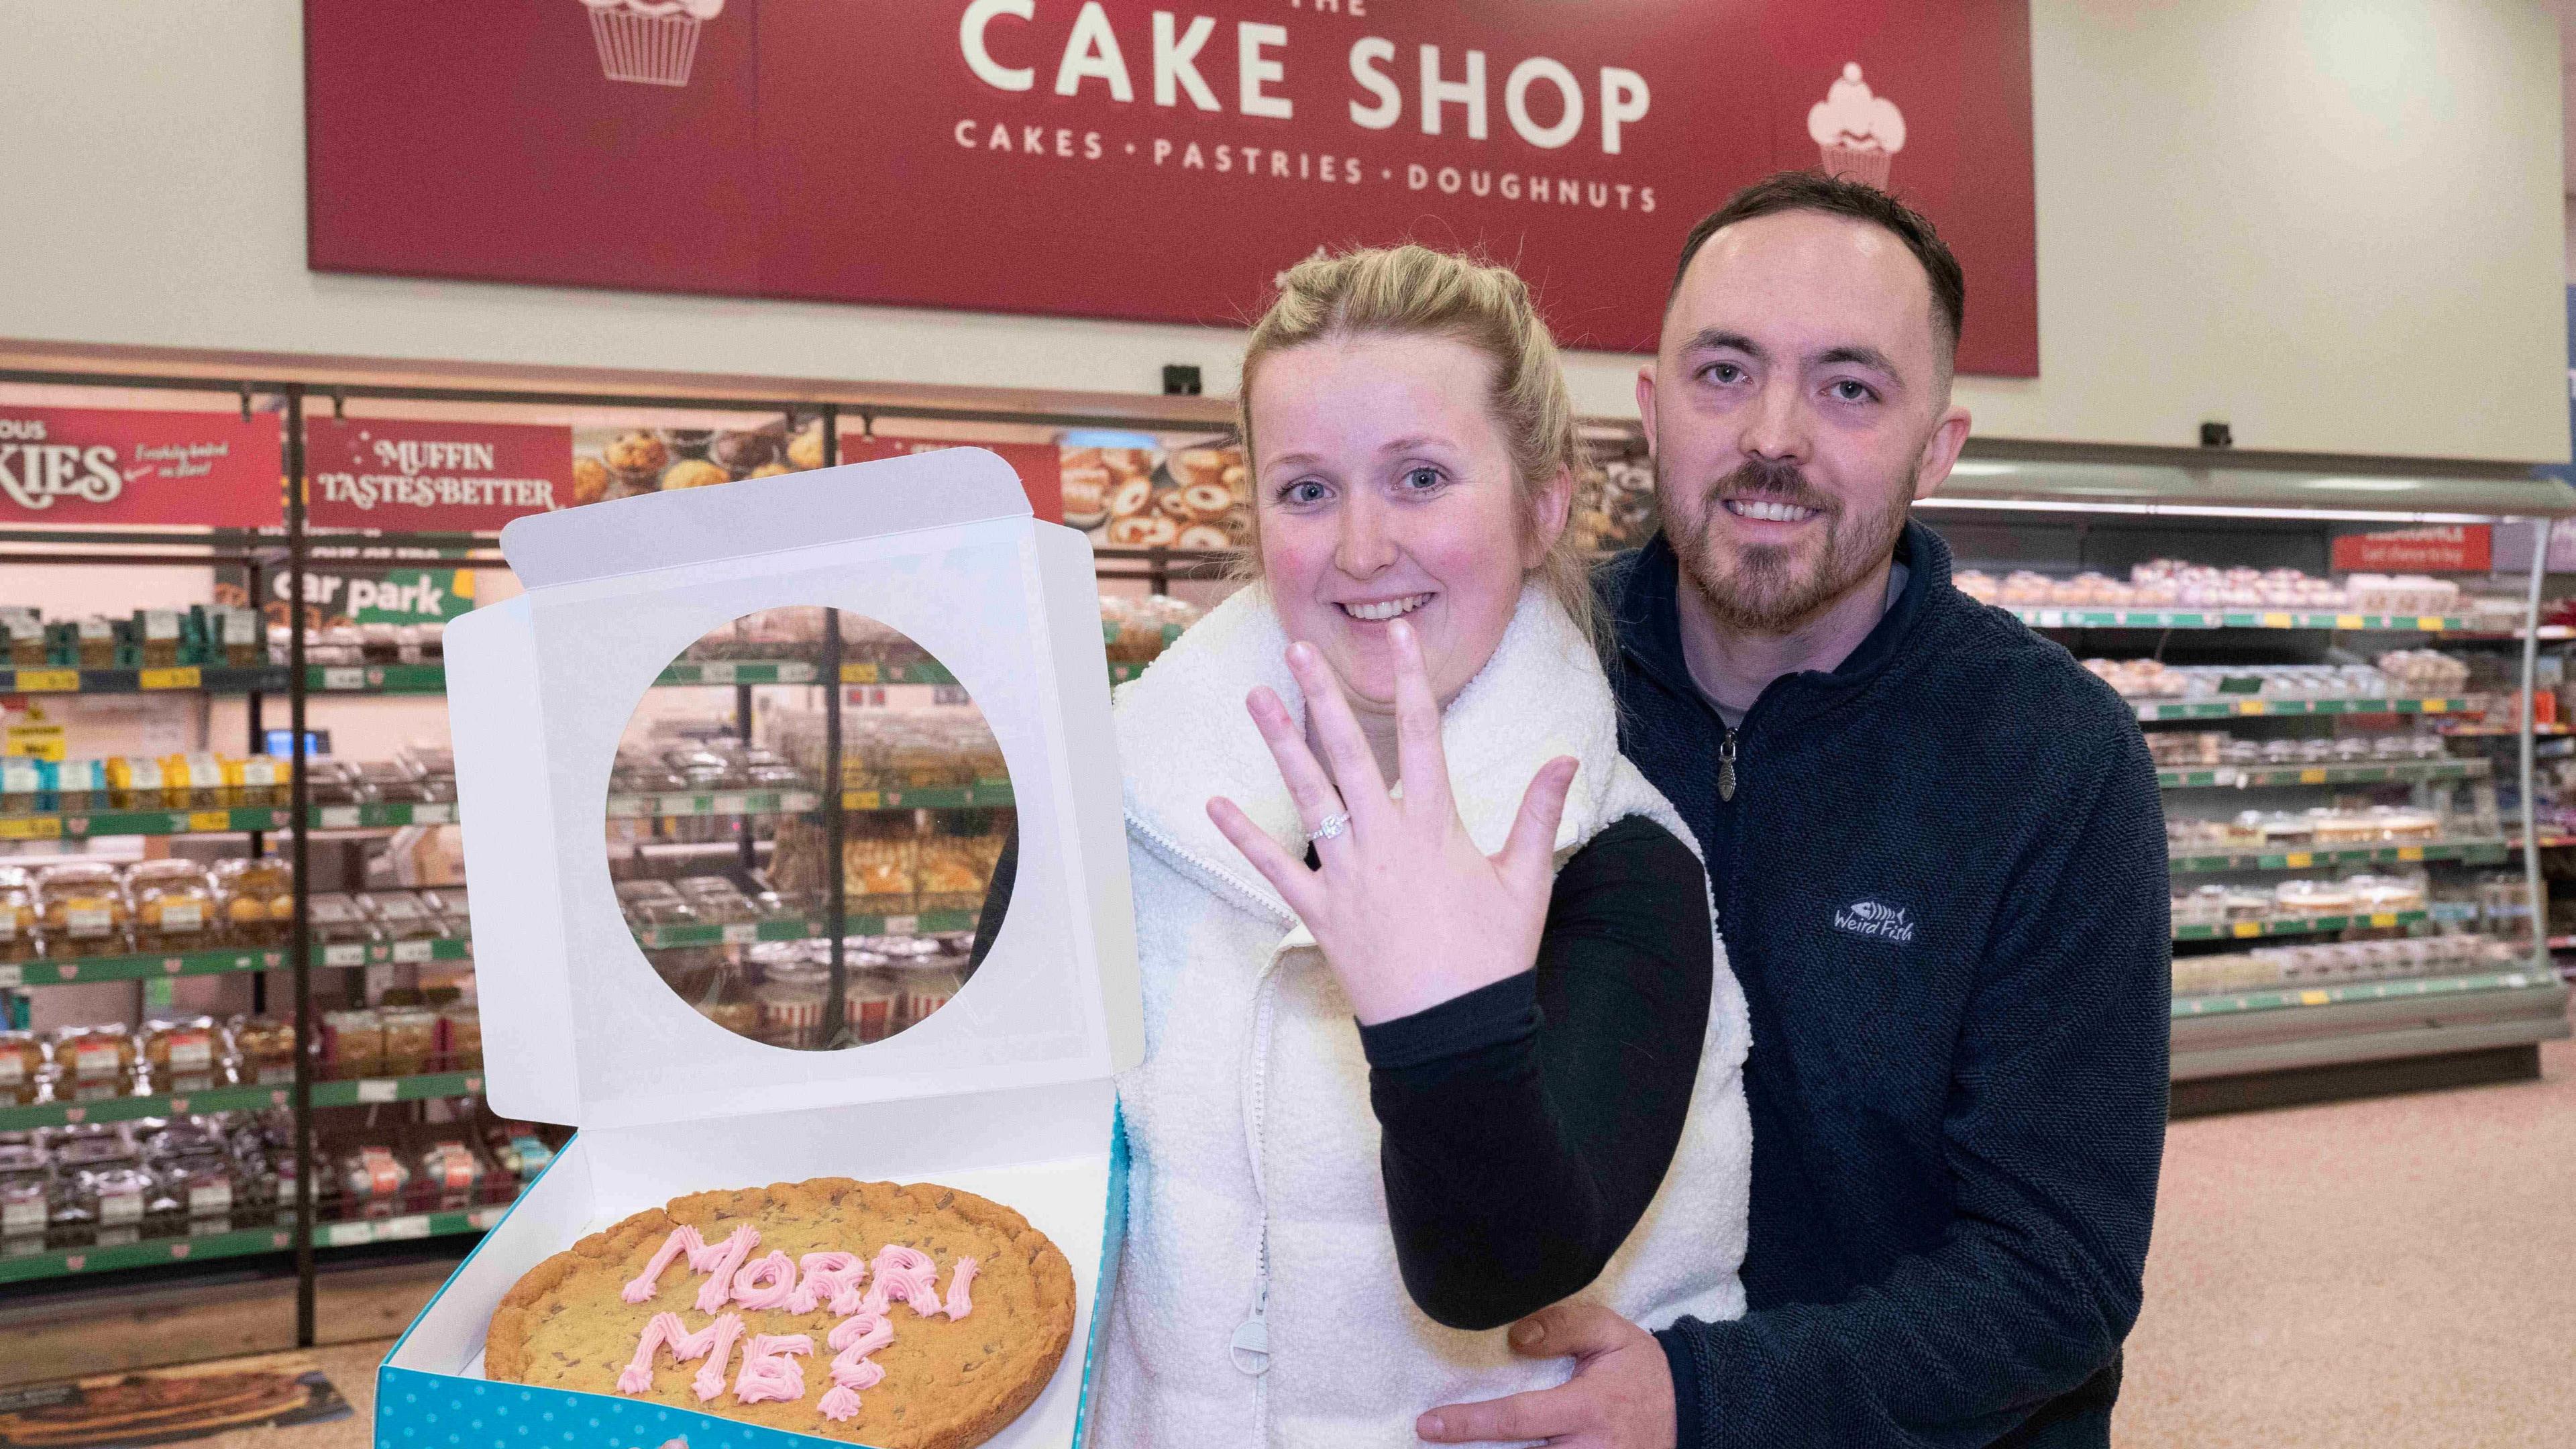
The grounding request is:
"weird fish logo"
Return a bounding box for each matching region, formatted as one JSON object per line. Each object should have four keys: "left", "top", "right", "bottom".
{"left": 1833, "top": 899, "right": 1916, "bottom": 944}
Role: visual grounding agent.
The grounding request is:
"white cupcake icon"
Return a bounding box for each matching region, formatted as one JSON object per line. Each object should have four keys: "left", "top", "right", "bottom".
{"left": 582, "top": 0, "right": 723, "bottom": 87}
{"left": 1807, "top": 62, "right": 1907, "bottom": 189}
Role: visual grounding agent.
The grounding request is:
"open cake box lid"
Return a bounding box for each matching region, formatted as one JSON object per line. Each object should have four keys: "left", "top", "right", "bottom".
{"left": 446, "top": 449, "right": 1141, "bottom": 1131}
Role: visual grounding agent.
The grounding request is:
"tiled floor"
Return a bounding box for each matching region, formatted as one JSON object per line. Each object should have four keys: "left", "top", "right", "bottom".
{"left": 144, "top": 1038, "right": 2576, "bottom": 1447}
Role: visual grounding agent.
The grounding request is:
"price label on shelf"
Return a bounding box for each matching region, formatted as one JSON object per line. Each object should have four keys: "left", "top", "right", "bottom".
{"left": 698, "top": 661, "right": 737, "bottom": 684}
{"left": 2300, "top": 768, "right": 2328, "bottom": 784}
{"left": 2231, "top": 921, "right": 2261, "bottom": 938}
{"left": 356, "top": 1079, "right": 399, "bottom": 1104}
{"left": 841, "top": 663, "right": 880, "bottom": 684}
{"left": 2421, "top": 699, "right": 2449, "bottom": 714}
{"left": 710, "top": 793, "right": 749, "bottom": 816}
{"left": 317, "top": 806, "right": 360, "bottom": 829}
{"left": 392, "top": 940, "right": 435, "bottom": 963}
{"left": 2396, "top": 846, "right": 2425, "bottom": 862}
{"left": 845, "top": 790, "right": 881, "bottom": 810}
{"left": 323, "top": 943, "right": 367, "bottom": 967}
{"left": 323, "top": 1222, "right": 373, "bottom": 1247}
{"left": 2336, "top": 614, "right": 2365, "bottom": 631}
{"left": 0, "top": 965, "right": 21, "bottom": 987}
{"left": 2298, "top": 989, "right": 2332, "bottom": 1006}
{"left": 2416, "top": 616, "right": 2443, "bottom": 631}
{"left": 139, "top": 667, "right": 202, "bottom": 690}
{"left": 881, "top": 915, "right": 919, "bottom": 936}
{"left": 320, "top": 666, "right": 366, "bottom": 691}
{"left": 185, "top": 811, "right": 231, "bottom": 832}
{"left": 14, "top": 670, "right": 78, "bottom": 692}
{"left": 377, "top": 1215, "right": 431, "bottom": 1242}
{"left": 2260, "top": 612, "right": 2292, "bottom": 629}
{"left": 2237, "top": 700, "right": 2268, "bottom": 716}
{"left": 411, "top": 803, "right": 454, "bottom": 825}
{"left": 470, "top": 1207, "right": 506, "bottom": 1230}
{"left": 0, "top": 818, "right": 63, "bottom": 840}
{"left": 2284, "top": 852, "right": 2314, "bottom": 869}
{"left": 2369, "top": 913, "right": 2397, "bottom": 928}
{"left": 721, "top": 923, "right": 757, "bottom": 945}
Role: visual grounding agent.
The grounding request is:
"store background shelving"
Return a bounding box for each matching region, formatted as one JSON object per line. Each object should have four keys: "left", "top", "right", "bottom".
{"left": 8, "top": 376, "right": 2575, "bottom": 1360}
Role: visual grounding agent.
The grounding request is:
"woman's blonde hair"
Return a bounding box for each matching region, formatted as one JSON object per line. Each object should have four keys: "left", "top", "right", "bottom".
{"left": 1236, "top": 244, "right": 1596, "bottom": 643}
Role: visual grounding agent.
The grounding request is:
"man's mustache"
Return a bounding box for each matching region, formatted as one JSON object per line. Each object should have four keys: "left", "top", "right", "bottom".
{"left": 1698, "top": 458, "right": 1835, "bottom": 516}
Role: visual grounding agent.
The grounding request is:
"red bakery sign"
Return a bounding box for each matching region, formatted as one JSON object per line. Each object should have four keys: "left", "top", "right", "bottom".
{"left": 839, "top": 435, "right": 1065, "bottom": 523}
{"left": 2330, "top": 525, "right": 2494, "bottom": 574}
{"left": 306, "top": 419, "right": 575, "bottom": 532}
{"left": 0, "top": 407, "right": 281, "bottom": 527}
{"left": 304, "top": 0, "right": 2038, "bottom": 374}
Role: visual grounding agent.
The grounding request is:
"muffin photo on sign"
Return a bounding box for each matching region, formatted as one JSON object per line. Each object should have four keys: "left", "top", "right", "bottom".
{"left": 1808, "top": 62, "right": 1906, "bottom": 188}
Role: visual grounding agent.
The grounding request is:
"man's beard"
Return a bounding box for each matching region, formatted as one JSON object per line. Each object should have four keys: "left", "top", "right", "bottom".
{"left": 1666, "top": 453, "right": 1911, "bottom": 634}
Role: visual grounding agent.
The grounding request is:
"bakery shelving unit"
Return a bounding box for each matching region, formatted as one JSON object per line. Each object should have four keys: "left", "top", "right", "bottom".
{"left": 0, "top": 368, "right": 1262, "bottom": 1385}
{"left": 1915, "top": 439, "right": 2576, "bottom": 1114}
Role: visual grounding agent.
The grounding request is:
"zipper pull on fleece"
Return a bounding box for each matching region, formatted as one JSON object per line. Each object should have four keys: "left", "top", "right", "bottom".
{"left": 1718, "top": 728, "right": 1738, "bottom": 802}
{"left": 1231, "top": 1273, "right": 1271, "bottom": 1375}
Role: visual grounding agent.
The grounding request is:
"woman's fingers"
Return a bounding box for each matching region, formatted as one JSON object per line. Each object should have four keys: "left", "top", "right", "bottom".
{"left": 1497, "top": 757, "right": 1578, "bottom": 888}
{"left": 1385, "top": 619, "right": 1452, "bottom": 820}
{"left": 1286, "top": 642, "right": 1391, "bottom": 822}
{"left": 1207, "top": 795, "right": 1326, "bottom": 920}
{"left": 1244, "top": 686, "right": 1352, "bottom": 856}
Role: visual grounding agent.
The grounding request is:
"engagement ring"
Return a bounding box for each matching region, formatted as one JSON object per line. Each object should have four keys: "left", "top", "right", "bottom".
{"left": 1307, "top": 812, "right": 1350, "bottom": 843}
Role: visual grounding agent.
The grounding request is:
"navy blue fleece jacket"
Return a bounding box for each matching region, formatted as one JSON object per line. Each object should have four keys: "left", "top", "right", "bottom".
{"left": 1601, "top": 519, "right": 2169, "bottom": 1449}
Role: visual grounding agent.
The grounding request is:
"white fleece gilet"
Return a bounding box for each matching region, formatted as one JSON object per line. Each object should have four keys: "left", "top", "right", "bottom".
{"left": 1091, "top": 584, "right": 1751, "bottom": 1448}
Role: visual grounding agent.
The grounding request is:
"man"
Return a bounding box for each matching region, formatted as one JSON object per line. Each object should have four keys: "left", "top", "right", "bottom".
{"left": 1419, "top": 173, "right": 2170, "bottom": 1446}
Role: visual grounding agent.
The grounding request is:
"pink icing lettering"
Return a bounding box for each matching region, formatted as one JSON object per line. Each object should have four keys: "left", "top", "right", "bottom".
{"left": 731, "top": 1250, "right": 798, "bottom": 1311}
{"left": 942, "top": 1257, "right": 980, "bottom": 1321}
{"left": 689, "top": 1317, "right": 747, "bottom": 1402}
{"left": 693, "top": 1226, "right": 760, "bottom": 1314}
{"left": 871, "top": 1245, "right": 944, "bottom": 1318}
{"left": 614, "top": 1311, "right": 744, "bottom": 1400}
{"left": 790, "top": 1251, "right": 867, "bottom": 1315}
{"left": 620, "top": 1226, "right": 708, "bottom": 1305}
{"left": 732, "top": 1333, "right": 813, "bottom": 1406}
{"left": 820, "top": 1307, "right": 895, "bottom": 1423}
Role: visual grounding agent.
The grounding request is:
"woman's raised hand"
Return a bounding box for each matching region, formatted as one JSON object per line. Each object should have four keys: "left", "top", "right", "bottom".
{"left": 1207, "top": 619, "right": 1576, "bottom": 1026}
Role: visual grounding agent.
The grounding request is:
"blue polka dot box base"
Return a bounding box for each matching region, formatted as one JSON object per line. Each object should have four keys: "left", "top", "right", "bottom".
{"left": 396, "top": 456, "right": 1143, "bottom": 1448}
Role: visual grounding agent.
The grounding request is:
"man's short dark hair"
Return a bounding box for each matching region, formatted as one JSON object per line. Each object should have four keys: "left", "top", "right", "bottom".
{"left": 1669, "top": 171, "right": 1966, "bottom": 360}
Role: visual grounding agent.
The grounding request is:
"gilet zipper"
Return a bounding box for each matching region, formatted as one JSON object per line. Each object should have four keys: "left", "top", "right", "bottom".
{"left": 1124, "top": 809, "right": 1296, "bottom": 1440}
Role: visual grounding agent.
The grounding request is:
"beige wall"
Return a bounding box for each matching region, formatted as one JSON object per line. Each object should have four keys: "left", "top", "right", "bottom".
{"left": 0, "top": 1, "right": 2563, "bottom": 462}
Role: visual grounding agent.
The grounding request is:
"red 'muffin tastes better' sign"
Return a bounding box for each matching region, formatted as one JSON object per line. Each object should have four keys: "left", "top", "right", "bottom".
{"left": 306, "top": 419, "right": 576, "bottom": 533}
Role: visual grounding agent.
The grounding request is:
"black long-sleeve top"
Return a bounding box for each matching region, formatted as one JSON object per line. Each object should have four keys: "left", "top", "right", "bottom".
{"left": 1350, "top": 814, "right": 1714, "bottom": 1330}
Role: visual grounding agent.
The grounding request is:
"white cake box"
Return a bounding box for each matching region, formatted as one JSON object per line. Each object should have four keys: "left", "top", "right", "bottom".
{"left": 378, "top": 451, "right": 1140, "bottom": 1449}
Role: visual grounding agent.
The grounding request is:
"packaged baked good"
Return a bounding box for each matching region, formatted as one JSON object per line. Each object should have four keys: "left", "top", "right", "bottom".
{"left": 72, "top": 616, "right": 115, "bottom": 668}
{"left": 132, "top": 609, "right": 182, "bottom": 668}
{"left": 844, "top": 965, "right": 902, "bottom": 1044}
{"left": 339, "top": 1144, "right": 412, "bottom": 1207}
{"left": 755, "top": 958, "right": 829, "bottom": 1051}
{"left": 380, "top": 1007, "right": 439, "bottom": 1076}
{"left": 0, "top": 1145, "right": 48, "bottom": 1242}
{"left": 130, "top": 860, "right": 217, "bottom": 949}
{"left": 160, "top": 1151, "right": 236, "bottom": 1221}
{"left": 212, "top": 857, "right": 294, "bottom": 946}
{"left": 898, "top": 965, "right": 965, "bottom": 1031}
{"left": 321, "top": 1009, "right": 386, "bottom": 1079}
{"left": 0, "top": 1030, "right": 43, "bottom": 1106}
{"left": 0, "top": 758, "right": 42, "bottom": 816}
{"left": 361, "top": 890, "right": 447, "bottom": 943}
{"left": 438, "top": 1004, "right": 482, "bottom": 1071}
{"left": 104, "top": 755, "right": 168, "bottom": 810}
{"left": 141, "top": 1016, "right": 223, "bottom": 1091}
{"left": 164, "top": 753, "right": 229, "bottom": 808}
{"left": 0, "top": 878, "right": 36, "bottom": 965}
{"left": 80, "top": 1164, "right": 154, "bottom": 1238}
{"left": 52, "top": 1024, "right": 136, "bottom": 1099}
{"left": 309, "top": 893, "right": 380, "bottom": 949}
{"left": 417, "top": 1139, "right": 485, "bottom": 1204}
{"left": 229, "top": 1015, "right": 297, "bottom": 1085}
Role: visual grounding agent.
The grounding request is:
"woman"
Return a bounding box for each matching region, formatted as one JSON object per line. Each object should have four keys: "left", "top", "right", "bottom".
{"left": 1094, "top": 246, "right": 1750, "bottom": 1446}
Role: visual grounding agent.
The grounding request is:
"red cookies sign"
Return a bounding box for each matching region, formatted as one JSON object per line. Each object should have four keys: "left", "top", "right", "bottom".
{"left": 0, "top": 407, "right": 281, "bottom": 527}
{"left": 306, "top": 1, "right": 2037, "bottom": 374}
{"left": 306, "top": 419, "right": 575, "bottom": 532}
